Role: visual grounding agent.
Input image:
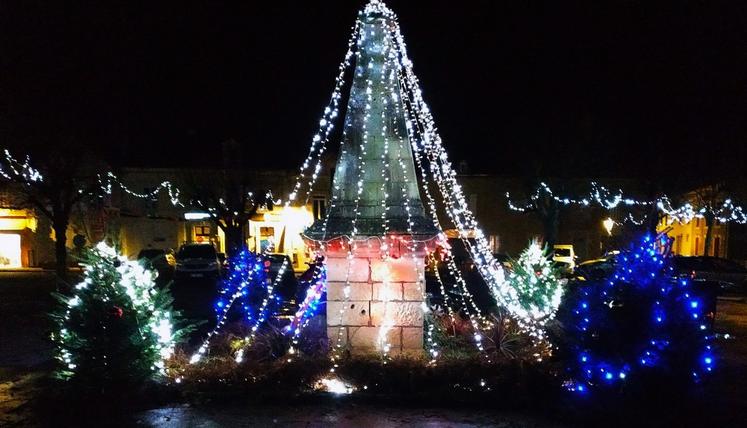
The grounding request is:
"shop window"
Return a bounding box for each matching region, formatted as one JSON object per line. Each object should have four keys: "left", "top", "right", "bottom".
{"left": 0, "top": 234, "right": 22, "bottom": 268}
{"left": 260, "top": 226, "right": 275, "bottom": 253}
{"left": 194, "top": 225, "right": 211, "bottom": 243}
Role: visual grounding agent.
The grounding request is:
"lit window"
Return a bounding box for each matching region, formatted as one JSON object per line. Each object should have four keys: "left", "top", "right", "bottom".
{"left": 489, "top": 235, "right": 500, "bottom": 253}
{"left": 194, "top": 225, "right": 211, "bottom": 237}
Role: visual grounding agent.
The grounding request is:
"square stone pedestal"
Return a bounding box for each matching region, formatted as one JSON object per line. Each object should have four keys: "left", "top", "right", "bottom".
{"left": 322, "top": 240, "right": 426, "bottom": 356}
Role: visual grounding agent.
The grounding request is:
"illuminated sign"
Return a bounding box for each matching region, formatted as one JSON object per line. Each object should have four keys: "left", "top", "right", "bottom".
{"left": 184, "top": 212, "right": 211, "bottom": 221}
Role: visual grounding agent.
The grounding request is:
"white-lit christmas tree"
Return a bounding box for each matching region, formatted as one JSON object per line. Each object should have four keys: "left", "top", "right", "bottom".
{"left": 52, "top": 242, "right": 187, "bottom": 390}
{"left": 504, "top": 241, "right": 564, "bottom": 325}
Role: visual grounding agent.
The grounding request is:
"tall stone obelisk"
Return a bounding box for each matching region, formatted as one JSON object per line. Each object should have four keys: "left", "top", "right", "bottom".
{"left": 304, "top": 1, "right": 439, "bottom": 355}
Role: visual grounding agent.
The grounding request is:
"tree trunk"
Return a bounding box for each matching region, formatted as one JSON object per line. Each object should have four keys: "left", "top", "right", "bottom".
{"left": 703, "top": 215, "right": 715, "bottom": 256}
{"left": 646, "top": 204, "right": 659, "bottom": 236}
{"left": 223, "top": 224, "right": 245, "bottom": 258}
{"left": 53, "top": 219, "right": 69, "bottom": 279}
{"left": 541, "top": 201, "right": 560, "bottom": 250}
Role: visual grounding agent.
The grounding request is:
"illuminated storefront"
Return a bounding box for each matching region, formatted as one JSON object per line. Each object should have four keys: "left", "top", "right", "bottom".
{"left": 0, "top": 209, "right": 37, "bottom": 268}
{"left": 248, "top": 206, "right": 314, "bottom": 269}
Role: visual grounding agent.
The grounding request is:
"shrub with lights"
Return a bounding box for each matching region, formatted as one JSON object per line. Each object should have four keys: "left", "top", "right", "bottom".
{"left": 505, "top": 241, "right": 565, "bottom": 328}
{"left": 190, "top": 248, "right": 270, "bottom": 364}
{"left": 51, "top": 242, "right": 188, "bottom": 392}
{"left": 561, "top": 234, "right": 715, "bottom": 394}
{"left": 189, "top": 250, "right": 331, "bottom": 365}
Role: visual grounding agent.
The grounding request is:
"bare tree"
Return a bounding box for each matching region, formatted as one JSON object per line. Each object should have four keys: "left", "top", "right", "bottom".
{"left": 181, "top": 168, "right": 274, "bottom": 258}
{"left": 506, "top": 181, "right": 562, "bottom": 250}
{"left": 0, "top": 148, "right": 105, "bottom": 278}
{"left": 689, "top": 183, "right": 742, "bottom": 256}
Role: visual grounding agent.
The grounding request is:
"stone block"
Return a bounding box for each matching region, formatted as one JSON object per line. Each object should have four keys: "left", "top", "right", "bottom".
{"left": 402, "top": 282, "right": 425, "bottom": 301}
{"left": 326, "top": 282, "right": 372, "bottom": 301}
{"left": 370, "top": 257, "right": 423, "bottom": 283}
{"left": 402, "top": 327, "right": 424, "bottom": 350}
{"left": 327, "top": 327, "right": 348, "bottom": 348}
{"left": 348, "top": 326, "right": 401, "bottom": 351}
{"left": 372, "top": 281, "right": 403, "bottom": 301}
{"left": 327, "top": 301, "right": 371, "bottom": 326}
{"left": 370, "top": 301, "right": 424, "bottom": 327}
{"left": 325, "top": 257, "right": 370, "bottom": 282}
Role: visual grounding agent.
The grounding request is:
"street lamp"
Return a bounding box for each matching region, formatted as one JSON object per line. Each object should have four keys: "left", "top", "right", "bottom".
{"left": 603, "top": 217, "right": 616, "bottom": 236}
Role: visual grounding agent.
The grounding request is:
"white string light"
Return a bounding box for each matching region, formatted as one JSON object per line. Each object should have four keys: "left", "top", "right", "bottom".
{"left": 506, "top": 181, "right": 747, "bottom": 226}
{"left": 381, "top": 3, "right": 561, "bottom": 344}
{"left": 329, "top": 19, "right": 372, "bottom": 372}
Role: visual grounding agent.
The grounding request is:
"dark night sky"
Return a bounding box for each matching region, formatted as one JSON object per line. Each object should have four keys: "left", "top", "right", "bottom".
{"left": 1, "top": 1, "right": 746, "bottom": 181}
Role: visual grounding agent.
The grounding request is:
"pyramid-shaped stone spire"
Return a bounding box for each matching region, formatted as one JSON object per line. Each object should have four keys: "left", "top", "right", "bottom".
{"left": 304, "top": 2, "right": 438, "bottom": 241}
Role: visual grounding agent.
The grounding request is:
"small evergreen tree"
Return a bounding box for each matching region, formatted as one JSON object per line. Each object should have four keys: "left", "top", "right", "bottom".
{"left": 505, "top": 241, "right": 565, "bottom": 320}
{"left": 51, "top": 242, "right": 188, "bottom": 392}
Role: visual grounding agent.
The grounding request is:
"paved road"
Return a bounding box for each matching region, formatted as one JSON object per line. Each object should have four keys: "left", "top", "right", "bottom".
{"left": 133, "top": 403, "right": 564, "bottom": 428}
{"left": 0, "top": 272, "right": 57, "bottom": 369}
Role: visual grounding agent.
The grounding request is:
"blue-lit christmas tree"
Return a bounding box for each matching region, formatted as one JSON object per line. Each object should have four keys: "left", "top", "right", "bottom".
{"left": 561, "top": 234, "right": 715, "bottom": 393}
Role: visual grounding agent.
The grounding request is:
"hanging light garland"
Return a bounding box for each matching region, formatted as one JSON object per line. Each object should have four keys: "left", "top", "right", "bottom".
{"left": 506, "top": 181, "right": 747, "bottom": 226}
{"left": 367, "top": 0, "right": 561, "bottom": 345}
{"left": 329, "top": 20, "right": 372, "bottom": 373}
{"left": 1, "top": 149, "right": 43, "bottom": 183}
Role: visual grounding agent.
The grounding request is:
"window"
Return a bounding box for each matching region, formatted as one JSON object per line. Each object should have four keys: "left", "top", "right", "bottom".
{"left": 695, "top": 237, "right": 700, "bottom": 256}
{"left": 555, "top": 248, "right": 572, "bottom": 257}
{"left": 0, "top": 234, "right": 22, "bottom": 267}
{"left": 260, "top": 227, "right": 275, "bottom": 253}
{"left": 194, "top": 225, "right": 211, "bottom": 237}
{"left": 312, "top": 197, "right": 327, "bottom": 220}
{"left": 178, "top": 244, "right": 216, "bottom": 259}
{"left": 675, "top": 235, "right": 682, "bottom": 254}
{"left": 714, "top": 237, "right": 721, "bottom": 258}
{"left": 488, "top": 235, "right": 500, "bottom": 253}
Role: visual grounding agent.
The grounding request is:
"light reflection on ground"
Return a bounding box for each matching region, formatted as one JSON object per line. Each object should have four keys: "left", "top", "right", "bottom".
{"left": 133, "top": 404, "right": 564, "bottom": 428}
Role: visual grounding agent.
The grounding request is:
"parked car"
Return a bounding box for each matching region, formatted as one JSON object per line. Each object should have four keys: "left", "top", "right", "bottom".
{"left": 263, "top": 254, "right": 298, "bottom": 319}
{"left": 175, "top": 244, "right": 222, "bottom": 279}
{"left": 570, "top": 252, "right": 726, "bottom": 328}
{"left": 573, "top": 253, "right": 619, "bottom": 282}
{"left": 137, "top": 248, "right": 176, "bottom": 279}
{"left": 265, "top": 254, "right": 297, "bottom": 299}
{"left": 673, "top": 256, "right": 747, "bottom": 294}
{"left": 553, "top": 244, "right": 577, "bottom": 273}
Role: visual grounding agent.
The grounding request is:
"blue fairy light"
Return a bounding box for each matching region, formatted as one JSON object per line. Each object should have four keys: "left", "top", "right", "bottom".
{"left": 566, "top": 234, "right": 715, "bottom": 394}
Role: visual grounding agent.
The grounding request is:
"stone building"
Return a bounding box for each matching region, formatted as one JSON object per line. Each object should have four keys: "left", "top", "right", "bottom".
{"left": 110, "top": 166, "right": 331, "bottom": 271}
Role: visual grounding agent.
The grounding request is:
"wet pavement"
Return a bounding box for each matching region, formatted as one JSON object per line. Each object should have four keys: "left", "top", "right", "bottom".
{"left": 133, "top": 403, "right": 564, "bottom": 428}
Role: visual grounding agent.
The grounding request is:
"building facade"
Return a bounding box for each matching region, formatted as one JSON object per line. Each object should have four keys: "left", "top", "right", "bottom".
{"left": 112, "top": 167, "right": 331, "bottom": 271}
{"left": 2, "top": 168, "right": 744, "bottom": 268}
